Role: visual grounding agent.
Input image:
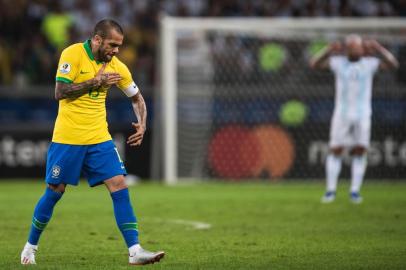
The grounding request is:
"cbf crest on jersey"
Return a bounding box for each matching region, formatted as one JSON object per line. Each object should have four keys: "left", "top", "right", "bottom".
{"left": 51, "top": 165, "right": 61, "bottom": 178}
{"left": 59, "top": 63, "right": 71, "bottom": 74}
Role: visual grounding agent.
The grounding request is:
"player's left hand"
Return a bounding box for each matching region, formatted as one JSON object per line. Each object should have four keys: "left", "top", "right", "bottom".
{"left": 329, "top": 41, "right": 343, "bottom": 54}
{"left": 363, "top": 39, "right": 381, "bottom": 55}
{"left": 127, "top": 122, "right": 145, "bottom": 147}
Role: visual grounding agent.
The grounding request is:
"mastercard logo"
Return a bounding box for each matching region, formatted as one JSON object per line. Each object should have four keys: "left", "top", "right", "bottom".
{"left": 208, "top": 124, "right": 295, "bottom": 180}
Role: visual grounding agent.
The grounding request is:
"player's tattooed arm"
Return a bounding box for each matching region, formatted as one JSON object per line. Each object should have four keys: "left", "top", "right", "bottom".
{"left": 54, "top": 63, "right": 122, "bottom": 100}
{"left": 55, "top": 80, "right": 99, "bottom": 100}
{"left": 127, "top": 92, "right": 147, "bottom": 147}
{"left": 364, "top": 40, "right": 399, "bottom": 70}
{"left": 310, "top": 41, "right": 342, "bottom": 69}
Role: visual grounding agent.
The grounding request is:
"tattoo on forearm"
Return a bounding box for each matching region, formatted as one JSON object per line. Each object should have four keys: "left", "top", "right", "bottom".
{"left": 132, "top": 94, "right": 147, "bottom": 130}
{"left": 55, "top": 79, "right": 98, "bottom": 100}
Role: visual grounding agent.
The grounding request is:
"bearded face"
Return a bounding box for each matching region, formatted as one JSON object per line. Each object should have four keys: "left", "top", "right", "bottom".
{"left": 97, "top": 45, "right": 114, "bottom": 62}
{"left": 96, "top": 29, "right": 123, "bottom": 62}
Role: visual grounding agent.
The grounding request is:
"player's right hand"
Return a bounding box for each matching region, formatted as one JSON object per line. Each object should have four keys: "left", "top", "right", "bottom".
{"left": 329, "top": 41, "right": 342, "bottom": 53}
{"left": 363, "top": 39, "right": 381, "bottom": 55}
{"left": 94, "top": 63, "right": 122, "bottom": 87}
{"left": 101, "top": 72, "right": 122, "bottom": 86}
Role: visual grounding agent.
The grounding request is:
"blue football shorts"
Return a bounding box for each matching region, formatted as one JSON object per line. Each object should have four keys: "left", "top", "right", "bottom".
{"left": 45, "top": 140, "right": 127, "bottom": 187}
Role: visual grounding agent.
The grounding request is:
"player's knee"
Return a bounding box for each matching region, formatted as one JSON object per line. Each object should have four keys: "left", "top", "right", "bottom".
{"left": 330, "top": 147, "right": 343, "bottom": 156}
{"left": 105, "top": 175, "right": 128, "bottom": 192}
{"left": 351, "top": 146, "right": 366, "bottom": 156}
{"left": 48, "top": 183, "right": 66, "bottom": 193}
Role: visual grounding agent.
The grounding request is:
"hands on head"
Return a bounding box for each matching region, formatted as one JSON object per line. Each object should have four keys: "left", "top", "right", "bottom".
{"left": 329, "top": 38, "right": 382, "bottom": 56}
{"left": 329, "top": 39, "right": 382, "bottom": 55}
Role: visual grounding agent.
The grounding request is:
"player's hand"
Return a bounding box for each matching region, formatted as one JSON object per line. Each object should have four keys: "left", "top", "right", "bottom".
{"left": 363, "top": 39, "right": 381, "bottom": 55}
{"left": 363, "top": 40, "right": 373, "bottom": 55}
{"left": 94, "top": 63, "right": 107, "bottom": 86}
{"left": 93, "top": 63, "right": 121, "bottom": 87}
{"left": 127, "top": 122, "right": 145, "bottom": 147}
{"left": 329, "top": 41, "right": 343, "bottom": 54}
{"left": 101, "top": 72, "right": 121, "bottom": 86}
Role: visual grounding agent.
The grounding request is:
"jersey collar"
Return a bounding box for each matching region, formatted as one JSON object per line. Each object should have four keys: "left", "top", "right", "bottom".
{"left": 83, "top": 40, "right": 103, "bottom": 64}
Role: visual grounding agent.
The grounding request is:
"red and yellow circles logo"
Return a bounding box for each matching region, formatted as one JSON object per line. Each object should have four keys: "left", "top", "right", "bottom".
{"left": 208, "top": 124, "right": 295, "bottom": 180}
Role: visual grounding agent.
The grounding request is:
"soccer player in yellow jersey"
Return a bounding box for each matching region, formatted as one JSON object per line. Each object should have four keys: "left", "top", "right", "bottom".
{"left": 21, "top": 19, "right": 164, "bottom": 266}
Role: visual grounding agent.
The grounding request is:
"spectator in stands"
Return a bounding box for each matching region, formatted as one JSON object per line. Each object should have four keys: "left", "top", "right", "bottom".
{"left": 0, "top": 37, "right": 12, "bottom": 84}
{"left": 41, "top": 2, "right": 73, "bottom": 51}
{"left": 0, "top": 0, "right": 401, "bottom": 86}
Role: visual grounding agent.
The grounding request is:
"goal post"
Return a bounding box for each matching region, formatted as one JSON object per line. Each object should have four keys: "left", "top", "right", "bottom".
{"left": 160, "top": 16, "right": 178, "bottom": 184}
{"left": 157, "top": 16, "right": 406, "bottom": 184}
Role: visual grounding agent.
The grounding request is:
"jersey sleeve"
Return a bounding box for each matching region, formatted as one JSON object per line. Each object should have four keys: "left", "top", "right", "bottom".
{"left": 55, "top": 46, "right": 80, "bottom": 84}
{"left": 329, "top": 56, "right": 343, "bottom": 72}
{"left": 115, "top": 59, "right": 139, "bottom": 97}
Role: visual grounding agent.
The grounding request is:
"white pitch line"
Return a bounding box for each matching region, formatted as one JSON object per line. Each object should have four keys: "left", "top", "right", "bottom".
{"left": 168, "top": 219, "right": 212, "bottom": 230}
{"left": 145, "top": 218, "right": 212, "bottom": 230}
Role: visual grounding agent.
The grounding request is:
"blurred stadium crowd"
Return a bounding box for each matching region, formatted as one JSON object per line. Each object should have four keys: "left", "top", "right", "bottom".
{"left": 0, "top": 0, "right": 405, "bottom": 87}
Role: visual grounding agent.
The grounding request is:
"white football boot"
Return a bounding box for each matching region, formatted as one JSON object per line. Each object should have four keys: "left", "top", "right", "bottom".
{"left": 350, "top": 192, "right": 363, "bottom": 204}
{"left": 129, "top": 244, "right": 165, "bottom": 265}
{"left": 321, "top": 191, "right": 336, "bottom": 204}
{"left": 21, "top": 242, "right": 37, "bottom": 265}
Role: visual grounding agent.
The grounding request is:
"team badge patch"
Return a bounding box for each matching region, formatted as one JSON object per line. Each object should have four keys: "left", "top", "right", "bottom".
{"left": 59, "top": 63, "right": 71, "bottom": 74}
{"left": 51, "top": 165, "right": 61, "bottom": 178}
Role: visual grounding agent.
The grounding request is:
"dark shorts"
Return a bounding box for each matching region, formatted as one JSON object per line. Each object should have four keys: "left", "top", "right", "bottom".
{"left": 45, "top": 140, "right": 127, "bottom": 187}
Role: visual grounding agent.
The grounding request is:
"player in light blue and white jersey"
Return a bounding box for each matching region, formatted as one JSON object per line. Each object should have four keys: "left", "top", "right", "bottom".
{"left": 310, "top": 35, "right": 398, "bottom": 204}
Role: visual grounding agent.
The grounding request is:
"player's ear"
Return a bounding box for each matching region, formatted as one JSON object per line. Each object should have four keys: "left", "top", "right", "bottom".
{"left": 94, "top": 35, "right": 103, "bottom": 46}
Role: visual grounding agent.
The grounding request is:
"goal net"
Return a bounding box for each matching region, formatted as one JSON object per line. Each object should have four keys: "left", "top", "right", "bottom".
{"left": 154, "top": 17, "right": 406, "bottom": 184}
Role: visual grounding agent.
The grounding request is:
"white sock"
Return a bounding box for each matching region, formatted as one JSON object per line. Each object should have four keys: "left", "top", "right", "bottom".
{"left": 25, "top": 242, "right": 38, "bottom": 249}
{"left": 351, "top": 155, "right": 367, "bottom": 193}
{"left": 129, "top": 244, "right": 141, "bottom": 254}
{"left": 326, "top": 154, "right": 342, "bottom": 192}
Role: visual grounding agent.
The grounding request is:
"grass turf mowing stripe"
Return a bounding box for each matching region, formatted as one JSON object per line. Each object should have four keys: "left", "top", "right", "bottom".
{"left": 0, "top": 180, "right": 405, "bottom": 270}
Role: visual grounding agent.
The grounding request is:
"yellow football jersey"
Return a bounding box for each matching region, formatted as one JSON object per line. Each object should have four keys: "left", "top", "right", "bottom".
{"left": 53, "top": 40, "right": 135, "bottom": 145}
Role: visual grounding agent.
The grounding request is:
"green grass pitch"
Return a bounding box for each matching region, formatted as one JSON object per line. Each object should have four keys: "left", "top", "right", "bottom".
{"left": 0, "top": 180, "right": 405, "bottom": 269}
